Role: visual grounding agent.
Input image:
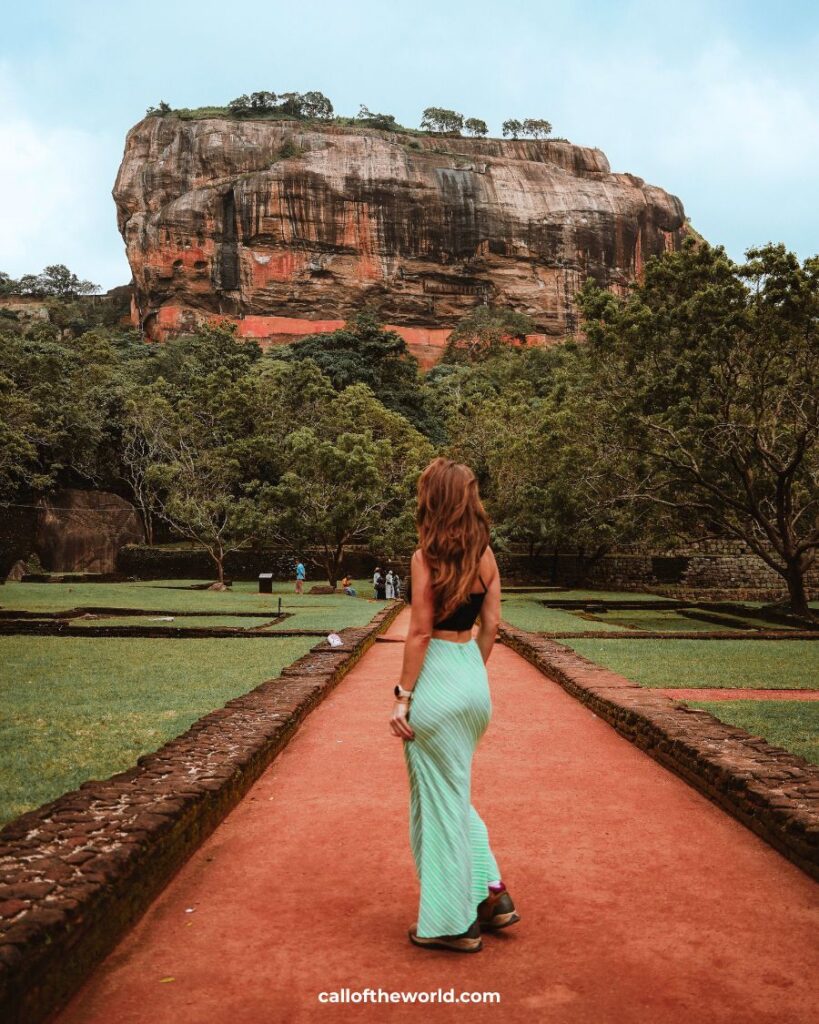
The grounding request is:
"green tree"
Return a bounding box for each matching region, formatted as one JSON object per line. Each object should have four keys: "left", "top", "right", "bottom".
{"left": 502, "top": 119, "right": 523, "bottom": 139}
{"left": 250, "top": 90, "right": 277, "bottom": 109}
{"left": 227, "top": 94, "right": 252, "bottom": 116}
{"left": 18, "top": 265, "right": 99, "bottom": 299}
{"left": 150, "top": 445, "right": 256, "bottom": 585}
{"left": 579, "top": 240, "right": 819, "bottom": 618}
{"left": 301, "top": 91, "right": 333, "bottom": 119}
{"left": 521, "top": 118, "right": 552, "bottom": 138}
{"left": 0, "top": 371, "right": 52, "bottom": 502}
{"left": 256, "top": 384, "right": 433, "bottom": 584}
{"left": 357, "top": 105, "right": 399, "bottom": 131}
{"left": 0, "top": 328, "right": 128, "bottom": 492}
{"left": 487, "top": 389, "right": 649, "bottom": 576}
{"left": 420, "top": 107, "right": 464, "bottom": 134}
{"left": 143, "top": 322, "right": 262, "bottom": 399}
{"left": 119, "top": 391, "right": 177, "bottom": 546}
{"left": 281, "top": 312, "right": 439, "bottom": 435}
{"left": 443, "top": 305, "right": 536, "bottom": 363}
{"left": 464, "top": 117, "right": 488, "bottom": 137}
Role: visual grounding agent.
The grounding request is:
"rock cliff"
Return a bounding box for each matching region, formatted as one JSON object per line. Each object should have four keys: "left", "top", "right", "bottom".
{"left": 113, "top": 117, "right": 687, "bottom": 365}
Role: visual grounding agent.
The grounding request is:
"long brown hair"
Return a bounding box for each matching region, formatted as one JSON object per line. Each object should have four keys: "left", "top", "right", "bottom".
{"left": 416, "top": 457, "right": 491, "bottom": 622}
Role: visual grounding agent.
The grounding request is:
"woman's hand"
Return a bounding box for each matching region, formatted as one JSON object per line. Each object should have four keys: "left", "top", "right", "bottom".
{"left": 390, "top": 700, "right": 415, "bottom": 741}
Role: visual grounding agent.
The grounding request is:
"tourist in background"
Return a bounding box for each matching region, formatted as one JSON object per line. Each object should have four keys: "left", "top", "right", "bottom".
{"left": 373, "top": 566, "right": 381, "bottom": 599}
{"left": 385, "top": 569, "right": 395, "bottom": 599}
{"left": 341, "top": 574, "right": 357, "bottom": 597}
{"left": 295, "top": 559, "right": 306, "bottom": 595}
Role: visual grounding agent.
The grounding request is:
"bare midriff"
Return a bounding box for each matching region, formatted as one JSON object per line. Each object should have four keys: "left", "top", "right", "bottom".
{"left": 430, "top": 629, "right": 474, "bottom": 643}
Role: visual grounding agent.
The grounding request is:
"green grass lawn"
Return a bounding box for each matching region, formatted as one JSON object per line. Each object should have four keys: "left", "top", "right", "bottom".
{"left": 564, "top": 638, "right": 819, "bottom": 689}
{"left": 0, "top": 635, "right": 318, "bottom": 826}
{"left": 0, "top": 579, "right": 381, "bottom": 622}
{"left": 684, "top": 700, "right": 819, "bottom": 766}
{"left": 501, "top": 599, "right": 632, "bottom": 633}
{"left": 264, "top": 601, "right": 382, "bottom": 631}
{"left": 497, "top": 589, "right": 766, "bottom": 635}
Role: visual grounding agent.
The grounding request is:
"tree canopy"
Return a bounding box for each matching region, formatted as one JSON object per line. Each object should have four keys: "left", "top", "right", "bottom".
{"left": 578, "top": 239, "right": 819, "bottom": 615}
{"left": 2, "top": 243, "right": 816, "bottom": 613}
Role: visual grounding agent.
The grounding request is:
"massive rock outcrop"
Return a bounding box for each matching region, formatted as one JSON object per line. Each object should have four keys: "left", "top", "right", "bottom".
{"left": 114, "top": 117, "right": 687, "bottom": 365}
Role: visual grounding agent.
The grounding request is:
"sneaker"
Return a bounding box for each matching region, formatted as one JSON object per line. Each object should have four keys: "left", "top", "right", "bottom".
{"left": 408, "top": 918, "right": 482, "bottom": 952}
{"left": 477, "top": 882, "right": 520, "bottom": 930}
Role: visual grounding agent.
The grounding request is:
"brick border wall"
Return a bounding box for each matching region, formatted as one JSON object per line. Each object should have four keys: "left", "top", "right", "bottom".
{"left": 498, "top": 624, "right": 819, "bottom": 882}
{"left": 0, "top": 601, "right": 403, "bottom": 1024}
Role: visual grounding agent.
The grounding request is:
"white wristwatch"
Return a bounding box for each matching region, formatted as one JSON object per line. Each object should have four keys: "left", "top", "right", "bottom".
{"left": 394, "top": 684, "right": 414, "bottom": 701}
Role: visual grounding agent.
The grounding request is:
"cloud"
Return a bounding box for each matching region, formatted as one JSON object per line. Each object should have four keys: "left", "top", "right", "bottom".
{"left": 0, "top": 67, "right": 130, "bottom": 289}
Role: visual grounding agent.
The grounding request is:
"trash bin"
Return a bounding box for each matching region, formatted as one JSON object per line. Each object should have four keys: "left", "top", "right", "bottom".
{"left": 258, "top": 572, "right": 273, "bottom": 594}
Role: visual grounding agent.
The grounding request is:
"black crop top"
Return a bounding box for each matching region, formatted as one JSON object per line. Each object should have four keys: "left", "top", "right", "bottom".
{"left": 433, "top": 574, "right": 488, "bottom": 631}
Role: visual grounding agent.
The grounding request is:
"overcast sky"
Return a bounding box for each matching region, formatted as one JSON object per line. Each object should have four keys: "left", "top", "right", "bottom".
{"left": 1, "top": 0, "right": 817, "bottom": 290}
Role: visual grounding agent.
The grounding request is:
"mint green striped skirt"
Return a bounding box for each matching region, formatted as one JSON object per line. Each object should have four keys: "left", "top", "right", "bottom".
{"left": 403, "top": 637, "right": 501, "bottom": 938}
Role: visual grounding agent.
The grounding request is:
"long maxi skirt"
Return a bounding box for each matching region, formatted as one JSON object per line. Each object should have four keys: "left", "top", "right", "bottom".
{"left": 403, "top": 637, "right": 501, "bottom": 938}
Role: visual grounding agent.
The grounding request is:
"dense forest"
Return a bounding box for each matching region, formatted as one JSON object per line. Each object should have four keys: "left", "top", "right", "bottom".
{"left": 1, "top": 241, "right": 817, "bottom": 614}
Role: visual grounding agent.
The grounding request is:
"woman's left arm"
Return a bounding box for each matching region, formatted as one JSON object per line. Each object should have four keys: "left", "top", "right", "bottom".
{"left": 475, "top": 548, "right": 501, "bottom": 665}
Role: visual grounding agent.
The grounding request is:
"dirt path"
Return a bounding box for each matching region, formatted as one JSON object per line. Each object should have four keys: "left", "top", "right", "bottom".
{"left": 55, "top": 609, "right": 818, "bottom": 1023}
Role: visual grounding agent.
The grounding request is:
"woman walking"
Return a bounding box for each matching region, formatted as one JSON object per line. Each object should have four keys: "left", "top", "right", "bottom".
{"left": 389, "top": 457, "right": 519, "bottom": 953}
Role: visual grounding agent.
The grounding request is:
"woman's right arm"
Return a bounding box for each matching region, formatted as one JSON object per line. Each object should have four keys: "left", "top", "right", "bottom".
{"left": 389, "top": 550, "right": 435, "bottom": 741}
{"left": 476, "top": 547, "right": 501, "bottom": 664}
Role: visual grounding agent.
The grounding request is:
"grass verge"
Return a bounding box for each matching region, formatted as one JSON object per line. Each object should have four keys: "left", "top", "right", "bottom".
{"left": 0, "top": 635, "right": 316, "bottom": 825}
{"left": 564, "top": 638, "right": 819, "bottom": 689}
{"left": 684, "top": 700, "right": 819, "bottom": 766}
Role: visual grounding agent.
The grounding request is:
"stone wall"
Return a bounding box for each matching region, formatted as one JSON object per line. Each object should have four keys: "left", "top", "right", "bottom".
{"left": 584, "top": 540, "right": 819, "bottom": 596}
{"left": 112, "top": 541, "right": 818, "bottom": 598}
{"left": 0, "top": 505, "right": 37, "bottom": 583}
{"left": 116, "top": 545, "right": 407, "bottom": 581}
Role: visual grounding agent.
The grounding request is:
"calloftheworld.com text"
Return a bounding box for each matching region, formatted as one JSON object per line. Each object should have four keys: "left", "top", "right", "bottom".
{"left": 318, "top": 987, "right": 501, "bottom": 1005}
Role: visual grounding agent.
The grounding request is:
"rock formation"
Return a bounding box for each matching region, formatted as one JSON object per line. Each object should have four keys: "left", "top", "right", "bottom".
{"left": 35, "top": 490, "right": 145, "bottom": 573}
{"left": 114, "top": 117, "right": 687, "bottom": 365}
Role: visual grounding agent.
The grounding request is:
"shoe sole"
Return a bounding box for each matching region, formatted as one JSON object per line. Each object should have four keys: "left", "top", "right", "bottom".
{"left": 408, "top": 930, "right": 482, "bottom": 952}
{"left": 480, "top": 911, "right": 521, "bottom": 931}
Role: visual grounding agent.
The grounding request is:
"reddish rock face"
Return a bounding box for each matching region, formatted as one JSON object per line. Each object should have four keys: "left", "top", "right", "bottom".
{"left": 113, "top": 118, "right": 687, "bottom": 364}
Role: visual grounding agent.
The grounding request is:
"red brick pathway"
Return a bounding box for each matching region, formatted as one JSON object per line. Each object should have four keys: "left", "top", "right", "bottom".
{"left": 54, "top": 609, "right": 819, "bottom": 1024}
